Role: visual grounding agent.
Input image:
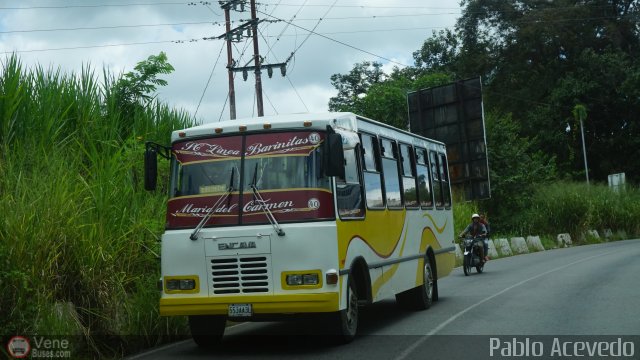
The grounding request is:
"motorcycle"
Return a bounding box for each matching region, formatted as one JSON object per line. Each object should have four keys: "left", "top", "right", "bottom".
{"left": 461, "top": 236, "right": 486, "bottom": 276}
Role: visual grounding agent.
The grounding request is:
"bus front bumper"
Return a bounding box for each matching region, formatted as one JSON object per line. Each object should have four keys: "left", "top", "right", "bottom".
{"left": 160, "top": 293, "right": 339, "bottom": 316}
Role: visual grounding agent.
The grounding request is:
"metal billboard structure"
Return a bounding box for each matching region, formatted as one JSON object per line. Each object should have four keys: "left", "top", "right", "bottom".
{"left": 407, "top": 77, "right": 491, "bottom": 201}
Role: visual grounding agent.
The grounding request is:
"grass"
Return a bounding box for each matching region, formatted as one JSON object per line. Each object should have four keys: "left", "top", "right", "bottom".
{"left": 0, "top": 54, "right": 193, "bottom": 358}
{"left": 453, "top": 182, "right": 640, "bottom": 267}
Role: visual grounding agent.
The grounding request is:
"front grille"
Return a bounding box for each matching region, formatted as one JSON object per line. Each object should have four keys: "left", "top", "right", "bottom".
{"left": 210, "top": 256, "right": 270, "bottom": 294}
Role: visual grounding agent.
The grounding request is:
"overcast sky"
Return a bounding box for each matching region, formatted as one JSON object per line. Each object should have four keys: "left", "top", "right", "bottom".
{"left": 0, "top": 0, "right": 462, "bottom": 124}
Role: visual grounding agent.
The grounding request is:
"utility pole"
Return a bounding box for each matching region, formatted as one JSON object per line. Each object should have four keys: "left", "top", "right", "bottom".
{"left": 217, "top": 0, "right": 287, "bottom": 118}
{"left": 249, "top": 0, "right": 264, "bottom": 116}
{"left": 572, "top": 104, "right": 589, "bottom": 185}
{"left": 579, "top": 115, "right": 589, "bottom": 185}
{"left": 220, "top": 1, "right": 238, "bottom": 119}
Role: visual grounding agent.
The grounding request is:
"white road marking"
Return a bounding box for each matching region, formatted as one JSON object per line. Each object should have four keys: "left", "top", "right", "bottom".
{"left": 126, "top": 339, "right": 191, "bottom": 360}
{"left": 394, "top": 247, "right": 624, "bottom": 360}
{"left": 126, "top": 322, "right": 249, "bottom": 359}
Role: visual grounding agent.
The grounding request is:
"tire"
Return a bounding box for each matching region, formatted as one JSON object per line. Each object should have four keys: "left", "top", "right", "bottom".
{"left": 331, "top": 277, "right": 358, "bottom": 343}
{"left": 476, "top": 249, "right": 484, "bottom": 274}
{"left": 189, "top": 315, "right": 226, "bottom": 348}
{"left": 463, "top": 254, "right": 471, "bottom": 276}
{"left": 395, "top": 258, "right": 434, "bottom": 310}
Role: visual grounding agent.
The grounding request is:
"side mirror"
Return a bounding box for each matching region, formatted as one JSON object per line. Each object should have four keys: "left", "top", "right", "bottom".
{"left": 324, "top": 132, "right": 345, "bottom": 178}
{"left": 144, "top": 146, "right": 158, "bottom": 191}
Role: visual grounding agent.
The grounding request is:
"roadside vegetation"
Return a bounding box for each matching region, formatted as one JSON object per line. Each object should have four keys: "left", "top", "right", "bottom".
{"left": 2, "top": 1, "right": 640, "bottom": 358}
{"left": 0, "top": 54, "right": 192, "bottom": 358}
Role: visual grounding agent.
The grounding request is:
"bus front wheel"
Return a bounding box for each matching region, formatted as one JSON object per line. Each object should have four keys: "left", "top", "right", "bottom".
{"left": 189, "top": 315, "right": 226, "bottom": 348}
{"left": 330, "top": 277, "right": 358, "bottom": 343}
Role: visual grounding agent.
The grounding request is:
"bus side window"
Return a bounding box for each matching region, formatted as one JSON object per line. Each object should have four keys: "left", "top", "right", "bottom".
{"left": 360, "top": 133, "right": 384, "bottom": 209}
{"left": 439, "top": 152, "right": 452, "bottom": 207}
{"left": 400, "top": 144, "right": 418, "bottom": 208}
{"left": 380, "top": 138, "right": 402, "bottom": 209}
{"left": 336, "top": 147, "right": 365, "bottom": 218}
{"left": 415, "top": 148, "right": 433, "bottom": 208}
{"left": 429, "top": 151, "right": 444, "bottom": 208}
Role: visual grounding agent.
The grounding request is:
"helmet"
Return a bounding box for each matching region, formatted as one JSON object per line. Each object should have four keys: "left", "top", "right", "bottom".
{"left": 471, "top": 213, "right": 480, "bottom": 220}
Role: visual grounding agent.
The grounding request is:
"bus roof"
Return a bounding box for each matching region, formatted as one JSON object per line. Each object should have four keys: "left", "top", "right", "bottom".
{"left": 171, "top": 112, "right": 444, "bottom": 147}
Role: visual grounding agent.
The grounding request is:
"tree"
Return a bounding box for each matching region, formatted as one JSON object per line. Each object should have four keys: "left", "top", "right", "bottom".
{"left": 114, "top": 51, "right": 175, "bottom": 108}
{"left": 483, "top": 111, "right": 556, "bottom": 231}
{"left": 328, "top": 62, "right": 451, "bottom": 128}
{"left": 444, "top": 0, "right": 640, "bottom": 181}
{"left": 413, "top": 29, "right": 461, "bottom": 76}
{"left": 328, "top": 61, "right": 385, "bottom": 113}
{"left": 106, "top": 52, "right": 175, "bottom": 140}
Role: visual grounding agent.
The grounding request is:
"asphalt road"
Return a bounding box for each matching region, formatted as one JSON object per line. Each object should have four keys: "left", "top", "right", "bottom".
{"left": 129, "top": 239, "right": 640, "bottom": 360}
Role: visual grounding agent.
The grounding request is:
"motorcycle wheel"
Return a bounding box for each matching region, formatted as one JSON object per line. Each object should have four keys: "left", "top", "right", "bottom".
{"left": 476, "top": 250, "right": 484, "bottom": 274}
{"left": 463, "top": 254, "right": 471, "bottom": 276}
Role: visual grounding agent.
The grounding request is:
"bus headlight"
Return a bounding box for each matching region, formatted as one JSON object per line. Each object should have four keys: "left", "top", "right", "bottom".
{"left": 286, "top": 274, "right": 303, "bottom": 286}
{"left": 302, "top": 274, "right": 319, "bottom": 285}
{"left": 283, "top": 270, "right": 322, "bottom": 288}
{"left": 164, "top": 276, "right": 198, "bottom": 293}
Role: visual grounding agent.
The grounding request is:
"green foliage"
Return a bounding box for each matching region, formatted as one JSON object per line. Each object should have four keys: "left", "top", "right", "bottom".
{"left": 328, "top": 63, "right": 451, "bottom": 128}
{"left": 449, "top": 0, "right": 640, "bottom": 181}
{"left": 482, "top": 111, "right": 556, "bottom": 233}
{"left": 523, "top": 182, "right": 640, "bottom": 242}
{"left": 114, "top": 51, "right": 174, "bottom": 107}
{"left": 413, "top": 29, "right": 461, "bottom": 76}
{"left": 0, "top": 53, "right": 192, "bottom": 357}
{"left": 328, "top": 61, "right": 385, "bottom": 113}
{"left": 452, "top": 192, "right": 479, "bottom": 239}
{"left": 109, "top": 52, "right": 176, "bottom": 141}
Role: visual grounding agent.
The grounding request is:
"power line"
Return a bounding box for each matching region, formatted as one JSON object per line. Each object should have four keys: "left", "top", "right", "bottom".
{"left": 0, "top": 2, "right": 189, "bottom": 10}
{"left": 257, "top": 28, "right": 309, "bottom": 112}
{"left": 0, "top": 24, "right": 456, "bottom": 56}
{"left": 1, "top": 2, "right": 461, "bottom": 11}
{"left": 195, "top": 40, "right": 226, "bottom": 117}
{"left": 258, "top": 3, "right": 463, "bottom": 10}
{"left": 1, "top": 12, "right": 623, "bottom": 36}
{"left": 257, "top": 10, "right": 411, "bottom": 67}
{"left": 0, "top": 36, "right": 220, "bottom": 54}
{"left": 0, "top": 21, "right": 226, "bottom": 34}
{"left": 0, "top": 13, "right": 455, "bottom": 40}
{"left": 274, "top": 0, "right": 309, "bottom": 41}
{"left": 294, "top": 12, "right": 463, "bottom": 21}
{"left": 288, "top": 0, "right": 338, "bottom": 58}
{"left": 267, "top": 26, "right": 450, "bottom": 38}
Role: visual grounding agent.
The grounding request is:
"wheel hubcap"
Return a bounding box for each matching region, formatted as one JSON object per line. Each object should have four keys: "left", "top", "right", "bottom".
{"left": 424, "top": 263, "right": 433, "bottom": 298}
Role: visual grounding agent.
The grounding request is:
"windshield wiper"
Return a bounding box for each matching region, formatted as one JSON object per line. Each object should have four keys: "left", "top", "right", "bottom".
{"left": 249, "top": 163, "right": 285, "bottom": 237}
{"left": 190, "top": 167, "right": 235, "bottom": 241}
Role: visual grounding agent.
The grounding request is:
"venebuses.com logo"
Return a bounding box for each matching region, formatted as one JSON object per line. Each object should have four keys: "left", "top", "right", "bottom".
{"left": 6, "top": 335, "right": 72, "bottom": 359}
{"left": 6, "top": 336, "right": 30, "bottom": 358}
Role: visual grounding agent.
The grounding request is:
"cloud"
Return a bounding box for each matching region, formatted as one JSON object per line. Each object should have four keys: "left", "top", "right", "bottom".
{"left": 0, "top": 0, "right": 461, "bottom": 125}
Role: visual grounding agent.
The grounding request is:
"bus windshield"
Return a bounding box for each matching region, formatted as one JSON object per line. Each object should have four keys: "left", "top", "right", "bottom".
{"left": 166, "top": 131, "right": 333, "bottom": 229}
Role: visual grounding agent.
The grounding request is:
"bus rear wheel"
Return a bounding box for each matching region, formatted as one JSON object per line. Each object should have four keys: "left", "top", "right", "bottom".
{"left": 188, "top": 315, "right": 226, "bottom": 348}
{"left": 395, "top": 259, "right": 434, "bottom": 310}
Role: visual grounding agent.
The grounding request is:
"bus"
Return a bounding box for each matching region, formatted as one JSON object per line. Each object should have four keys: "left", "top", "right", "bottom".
{"left": 144, "top": 112, "right": 456, "bottom": 346}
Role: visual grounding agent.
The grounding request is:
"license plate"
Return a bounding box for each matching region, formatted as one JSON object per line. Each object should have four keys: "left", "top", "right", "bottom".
{"left": 228, "top": 303, "right": 252, "bottom": 317}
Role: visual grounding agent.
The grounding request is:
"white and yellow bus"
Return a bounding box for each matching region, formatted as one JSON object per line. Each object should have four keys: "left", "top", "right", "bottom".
{"left": 144, "top": 112, "right": 456, "bottom": 345}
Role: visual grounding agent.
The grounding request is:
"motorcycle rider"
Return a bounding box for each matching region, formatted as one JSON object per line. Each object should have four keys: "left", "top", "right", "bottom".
{"left": 459, "top": 214, "right": 488, "bottom": 262}
{"left": 479, "top": 214, "right": 491, "bottom": 261}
